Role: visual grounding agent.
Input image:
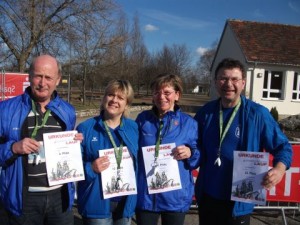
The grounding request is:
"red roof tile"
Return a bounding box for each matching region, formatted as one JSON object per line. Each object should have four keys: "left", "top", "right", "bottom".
{"left": 228, "top": 19, "right": 300, "bottom": 66}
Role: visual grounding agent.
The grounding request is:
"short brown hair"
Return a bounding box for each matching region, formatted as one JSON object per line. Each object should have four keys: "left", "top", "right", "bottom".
{"left": 150, "top": 73, "right": 183, "bottom": 98}
{"left": 215, "top": 58, "right": 245, "bottom": 79}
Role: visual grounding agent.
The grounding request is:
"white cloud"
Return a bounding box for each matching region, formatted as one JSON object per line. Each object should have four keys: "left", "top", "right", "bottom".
{"left": 196, "top": 47, "right": 208, "bottom": 56}
{"left": 143, "top": 10, "right": 212, "bottom": 29}
{"left": 145, "top": 24, "right": 159, "bottom": 32}
{"left": 288, "top": 1, "right": 300, "bottom": 13}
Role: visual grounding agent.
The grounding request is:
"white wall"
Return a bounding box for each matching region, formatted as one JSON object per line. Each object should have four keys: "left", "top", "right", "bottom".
{"left": 210, "top": 25, "right": 247, "bottom": 100}
{"left": 210, "top": 24, "right": 300, "bottom": 116}
{"left": 250, "top": 68, "right": 300, "bottom": 116}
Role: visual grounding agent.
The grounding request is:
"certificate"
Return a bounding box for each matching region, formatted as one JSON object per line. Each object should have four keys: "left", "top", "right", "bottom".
{"left": 231, "top": 151, "right": 269, "bottom": 205}
{"left": 142, "top": 143, "right": 182, "bottom": 194}
{"left": 43, "top": 131, "right": 85, "bottom": 186}
{"left": 99, "top": 147, "right": 137, "bottom": 199}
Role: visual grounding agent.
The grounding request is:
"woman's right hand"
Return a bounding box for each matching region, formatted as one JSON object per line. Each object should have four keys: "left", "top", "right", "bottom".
{"left": 92, "top": 155, "right": 110, "bottom": 173}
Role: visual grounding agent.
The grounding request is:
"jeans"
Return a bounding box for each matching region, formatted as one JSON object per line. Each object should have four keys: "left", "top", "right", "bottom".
{"left": 7, "top": 186, "right": 73, "bottom": 225}
{"left": 136, "top": 210, "right": 186, "bottom": 225}
{"left": 82, "top": 199, "right": 131, "bottom": 225}
{"left": 82, "top": 217, "right": 131, "bottom": 225}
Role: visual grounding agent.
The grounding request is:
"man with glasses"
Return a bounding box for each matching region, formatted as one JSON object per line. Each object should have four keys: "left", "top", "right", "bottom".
{"left": 194, "top": 58, "right": 292, "bottom": 225}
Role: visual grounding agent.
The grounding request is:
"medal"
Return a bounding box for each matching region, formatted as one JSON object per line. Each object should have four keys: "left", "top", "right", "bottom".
{"left": 103, "top": 121, "right": 124, "bottom": 190}
{"left": 152, "top": 120, "right": 163, "bottom": 174}
{"left": 34, "top": 154, "right": 41, "bottom": 165}
{"left": 214, "top": 157, "right": 221, "bottom": 167}
{"left": 117, "top": 168, "right": 121, "bottom": 179}
{"left": 152, "top": 157, "right": 159, "bottom": 174}
{"left": 30, "top": 100, "right": 50, "bottom": 166}
{"left": 216, "top": 100, "right": 241, "bottom": 167}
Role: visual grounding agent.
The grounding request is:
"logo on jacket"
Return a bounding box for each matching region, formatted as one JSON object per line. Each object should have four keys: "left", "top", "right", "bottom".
{"left": 235, "top": 126, "right": 240, "bottom": 138}
{"left": 174, "top": 120, "right": 179, "bottom": 126}
{"left": 92, "top": 136, "right": 98, "bottom": 142}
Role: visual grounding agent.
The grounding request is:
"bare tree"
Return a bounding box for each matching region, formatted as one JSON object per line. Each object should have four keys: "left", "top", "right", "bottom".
{"left": 153, "top": 44, "right": 192, "bottom": 77}
{"left": 97, "top": 12, "right": 131, "bottom": 82}
{"left": 0, "top": 0, "right": 117, "bottom": 72}
{"left": 196, "top": 41, "right": 218, "bottom": 79}
{"left": 128, "top": 13, "right": 149, "bottom": 94}
{"left": 195, "top": 41, "right": 218, "bottom": 95}
{"left": 67, "top": 5, "right": 126, "bottom": 105}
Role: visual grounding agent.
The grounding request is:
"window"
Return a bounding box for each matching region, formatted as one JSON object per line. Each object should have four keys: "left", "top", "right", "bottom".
{"left": 292, "top": 72, "right": 300, "bottom": 100}
{"left": 262, "top": 70, "right": 284, "bottom": 99}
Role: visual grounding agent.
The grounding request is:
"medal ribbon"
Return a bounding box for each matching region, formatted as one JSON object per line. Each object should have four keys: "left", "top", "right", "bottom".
{"left": 31, "top": 99, "right": 51, "bottom": 139}
{"left": 154, "top": 120, "right": 164, "bottom": 160}
{"left": 217, "top": 100, "right": 241, "bottom": 158}
{"left": 103, "top": 121, "right": 123, "bottom": 170}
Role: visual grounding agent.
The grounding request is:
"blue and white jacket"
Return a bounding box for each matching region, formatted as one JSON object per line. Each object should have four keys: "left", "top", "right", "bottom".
{"left": 136, "top": 106, "right": 200, "bottom": 212}
{"left": 194, "top": 95, "right": 292, "bottom": 216}
{"left": 76, "top": 115, "right": 139, "bottom": 219}
{"left": 0, "top": 87, "right": 76, "bottom": 216}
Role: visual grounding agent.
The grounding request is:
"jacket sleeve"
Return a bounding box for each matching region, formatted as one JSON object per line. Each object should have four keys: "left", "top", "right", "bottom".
{"left": 0, "top": 102, "right": 20, "bottom": 167}
{"left": 0, "top": 138, "right": 19, "bottom": 167}
{"left": 260, "top": 107, "right": 292, "bottom": 169}
{"left": 185, "top": 118, "right": 201, "bottom": 170}
{"left": 76, "top": 123, "right": 98, "bottom": 183}
{"left": 244, "top": 102, "right": 293, "bottom": 170}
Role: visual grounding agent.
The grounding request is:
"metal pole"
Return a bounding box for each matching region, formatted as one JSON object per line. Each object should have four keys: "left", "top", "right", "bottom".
{"left": 1, "top": 68, "right": 5, "bottom": 101}
{"left": 67, "top": 73, "right": 71, "bottom": 103}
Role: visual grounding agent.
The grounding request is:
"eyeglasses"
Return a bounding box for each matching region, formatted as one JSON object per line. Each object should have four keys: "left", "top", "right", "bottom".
{"left": 216, "top": 77, "right": 243, "bottom": 84}
{"left": 153, "top": 90, "right": 175, "bottom": 97}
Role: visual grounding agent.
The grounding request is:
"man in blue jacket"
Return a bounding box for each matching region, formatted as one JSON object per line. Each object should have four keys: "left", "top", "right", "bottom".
{"left": 0, "top": 55, "right": 77, "bottom": 225}
{"left": 194, "top": 58, "right": 292, "bottom": 225}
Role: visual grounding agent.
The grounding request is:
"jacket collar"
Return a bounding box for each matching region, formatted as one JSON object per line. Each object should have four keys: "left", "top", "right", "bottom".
{"left": 23, "top": 86, "right": 59, "bottom": 108}
{"left": 151, "top": 104, "right": 181, "bottom": 119}
{"left": 97, "top": 110, "right": 125, "bottom": 131}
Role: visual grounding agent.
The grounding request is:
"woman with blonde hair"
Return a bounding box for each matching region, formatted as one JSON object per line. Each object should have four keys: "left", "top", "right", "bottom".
{"left": 76, "top": 80, "right": 138, "bottom": 225}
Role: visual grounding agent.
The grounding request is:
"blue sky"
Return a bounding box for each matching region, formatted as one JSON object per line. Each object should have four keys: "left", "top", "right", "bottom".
{"left": 116, "top": 0, "right": 300, "bottom": 61}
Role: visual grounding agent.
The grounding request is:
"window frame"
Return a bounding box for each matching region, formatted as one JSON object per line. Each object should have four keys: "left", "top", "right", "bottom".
{"left": 262, "top": 70, "right": 285, "bottom": 100}
{"left": 292, "top": 71, "right": 300, "bottom": 101}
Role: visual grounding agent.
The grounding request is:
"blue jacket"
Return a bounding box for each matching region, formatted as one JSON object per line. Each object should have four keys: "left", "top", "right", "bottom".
{"left": 76, "top": 115, "right": 139, "bottom": 219}
{"left": 194, "top": 96, "right": 292, "bottom": 216}
{"left": 136, "top": 107, "right": 200, "bottom": 212}
{"left": 0, "top": 87, "right": 76, "bottom": 216}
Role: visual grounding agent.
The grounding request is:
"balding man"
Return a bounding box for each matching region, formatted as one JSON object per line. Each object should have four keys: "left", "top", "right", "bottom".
{"left": 0, "top": 55, "right": 77, "bottom": 225}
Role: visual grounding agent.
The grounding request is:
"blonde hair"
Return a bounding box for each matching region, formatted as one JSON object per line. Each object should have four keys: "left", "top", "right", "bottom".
{"left": 100, "top": 79, "right": 134, "bottom": 117}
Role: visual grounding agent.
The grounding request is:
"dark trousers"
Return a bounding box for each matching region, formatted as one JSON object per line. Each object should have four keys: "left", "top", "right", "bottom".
{"left": 136, "top": 210, "right": 186, "bottom": 225}
{"left": 198, "top": 194, "right": 250, "bottom": 225}
{"left": 7, "top": 186, "right": 73, "bottom": 225}
{"left": 0, "top": 200, "right": 9, "bottom": 225}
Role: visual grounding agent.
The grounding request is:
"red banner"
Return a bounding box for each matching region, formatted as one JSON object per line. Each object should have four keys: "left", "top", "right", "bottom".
{"left": 192, "top": 144, "right": 300, "bottom": 203}
{"left": 267, "top": 144, "right": 300, "bottom": 202}
{"left": 0, "top": 72, "right": 29, "bottom": 100}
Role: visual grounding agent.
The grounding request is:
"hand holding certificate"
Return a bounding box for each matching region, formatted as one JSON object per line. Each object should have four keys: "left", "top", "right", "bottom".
{"left": 99, "top": 147, "right": 137, "bottom": 199}
{"left": 43, "top": 131, "right": 85, "bottom": 186}
{"left": 142, "top": 143, "right": 182, "bottom": 194}
{"left": 231, "top": 151, "right": 269, "bottom": 205}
